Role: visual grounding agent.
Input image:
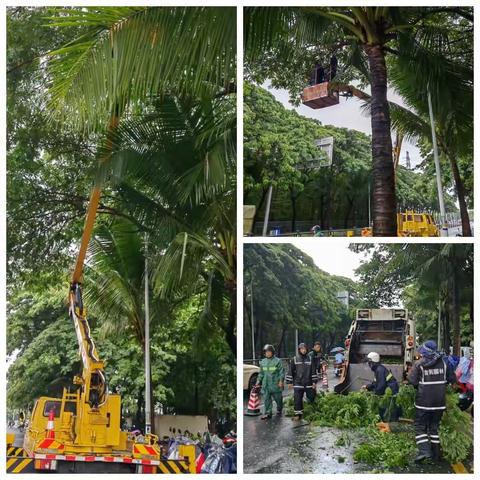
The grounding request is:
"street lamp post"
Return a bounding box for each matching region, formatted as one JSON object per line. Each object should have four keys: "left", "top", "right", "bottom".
{"left": 427, "top": 86, "right": 448, "bottom": 237}
{"left": 250, "top": 278, "right": 256, "bottom": 360}
{"left": 262, "top": 184, "right": 273, "bottom": 237}
{"left": 144, "top": 233, "right": 151, "bottom": 435}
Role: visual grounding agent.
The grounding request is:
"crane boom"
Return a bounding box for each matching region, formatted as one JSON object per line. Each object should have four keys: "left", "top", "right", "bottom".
{"left": 69, "top": 185, "right": 107, "bottom": 408}
{"left": 72, "top": 186, "right": 102, "bottom": 284}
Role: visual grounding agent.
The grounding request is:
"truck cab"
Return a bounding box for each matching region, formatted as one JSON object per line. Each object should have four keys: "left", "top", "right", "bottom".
{"left": 24, "top": 389, "right": 127, "bottom": 456}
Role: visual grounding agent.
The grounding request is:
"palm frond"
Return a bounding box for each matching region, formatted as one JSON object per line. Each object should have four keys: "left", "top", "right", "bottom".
{"left": 47, "top": 7, "right": 236, "bottom": 132}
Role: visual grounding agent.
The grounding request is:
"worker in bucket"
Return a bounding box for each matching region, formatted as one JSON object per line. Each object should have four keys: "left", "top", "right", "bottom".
{"left": 363, "top": 352, "right": 399, "bottom": 395}
{"left": 255, "top": 344, "right": 285, "bottom": 420}
{"left": 408, "top": 340, "right": 456, "bottom": 463}
{"left": 309, "top": 341, "right": 329, "bottom": 391}
{"left": 286, "top": 343, "right": 317, "bottom": 421}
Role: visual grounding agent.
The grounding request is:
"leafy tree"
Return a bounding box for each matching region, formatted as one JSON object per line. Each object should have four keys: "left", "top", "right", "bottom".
{"left": 245, "top": 85, "right": 457, "bottom": 232}
{"left": 354, "top": 244, "right": 473, "bottom": 354}
{"left": 244, "top": 244, "right": 355, "bottom": 357}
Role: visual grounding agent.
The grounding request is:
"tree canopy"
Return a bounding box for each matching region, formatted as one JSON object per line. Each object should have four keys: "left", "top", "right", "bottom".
{"left": 244, "top": 84, "right": 458, "bottom": 233}
{"left": 244, "top": 243, "right": 472, "bottom": 358}
{"left": 7, "top": 6, "right": 236, "bottom": 433}
{"left": 244, "top": 244, "right": 356, "bottom": 357}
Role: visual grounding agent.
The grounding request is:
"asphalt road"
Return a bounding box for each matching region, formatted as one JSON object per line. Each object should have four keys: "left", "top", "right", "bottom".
{"left": 446, "top": 222, "right": 474, "bottom": 237}
{"left": 243, "top": 367, "right": 458, "bottom": 474}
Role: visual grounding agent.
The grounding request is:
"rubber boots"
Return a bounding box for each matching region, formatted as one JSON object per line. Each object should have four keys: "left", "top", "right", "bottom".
{"left": 414, "top": 441, "right": 432, "bottom": 463}
{"left": 431, "top": 443, "right": 441, "bottom": 462}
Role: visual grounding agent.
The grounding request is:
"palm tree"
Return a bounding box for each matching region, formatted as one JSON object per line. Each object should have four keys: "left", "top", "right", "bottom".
{"left": 393, "top": 244, "right": 472, "bottom": 355}
{"left": 388, "top": 14, "right": 473, "bottom": 236}
{"left": 390, "top": 103, "right": 472, "bottom": 236}
{"left": 102, "top": 94, "right": 237, "bottom": 355}
{"left": 44, "top": 7, "right": 237, "bottom": 354}
{"left": 245, "top": 7, "right": 472, "bottom": 236}
{"left": 47, "top": 7, "right": 236, "bottom": 131}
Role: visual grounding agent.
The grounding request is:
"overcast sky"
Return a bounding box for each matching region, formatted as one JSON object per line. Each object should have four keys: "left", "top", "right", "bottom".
{"left": 267, "top": 84, "right": 423, "bottom": 169}
{"left": 292, "top": 241, "right": 371, "bottom": 280}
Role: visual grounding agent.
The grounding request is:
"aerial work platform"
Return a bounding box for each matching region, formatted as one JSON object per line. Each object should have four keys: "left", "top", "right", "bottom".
{"left": 302, "top": 81, "right": 339, "bottom": 109}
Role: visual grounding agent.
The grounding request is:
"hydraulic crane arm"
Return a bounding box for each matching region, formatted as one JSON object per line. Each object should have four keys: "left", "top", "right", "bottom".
{"left": 72, "top": 186, "right": 102, "bottom": 285}
{"left": 69, "top": 186, "right": 107, "bottom": 409}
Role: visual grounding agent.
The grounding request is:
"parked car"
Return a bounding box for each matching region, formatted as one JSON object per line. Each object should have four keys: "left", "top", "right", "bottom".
{"left": 243, "top": 364, "right": 260, "bottom": 391}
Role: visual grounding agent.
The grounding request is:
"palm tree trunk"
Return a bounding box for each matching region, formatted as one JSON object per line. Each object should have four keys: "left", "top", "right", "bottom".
{"left": 365, "top": 44, "right": 397, "bottom": 236}
{"left": 446, "top": 152, "right": 471, "bottom": 236}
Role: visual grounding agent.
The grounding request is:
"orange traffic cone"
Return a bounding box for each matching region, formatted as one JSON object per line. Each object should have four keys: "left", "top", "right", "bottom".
{"left": 46, "top": 408, "right": 55, "bottom": 439}
{"left": 245, "top": 387, "right": 261, "bottom": 416}
{"left": 322, "top": 364, "right": 329, "bottom": 390}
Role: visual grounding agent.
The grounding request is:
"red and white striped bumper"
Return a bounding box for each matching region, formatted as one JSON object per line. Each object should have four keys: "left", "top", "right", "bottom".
{"left": 34, "top": 453, "right": 160, "bottom": 466}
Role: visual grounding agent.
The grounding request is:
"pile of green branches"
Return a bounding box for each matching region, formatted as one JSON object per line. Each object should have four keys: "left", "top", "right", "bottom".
{"left": 355, "top": 386, "right": 473, "bottom": 465}
{"left": 353, "top": 427, "right": 416, "bottom": 469}
{"left": 438, "top": 390, "right": 473, "bottom": 463}
{"left": 284, "top": 386, "right": 472, "bottom": 465}
{"left": 285, "top": 391, "right": 381, "bottom": 428}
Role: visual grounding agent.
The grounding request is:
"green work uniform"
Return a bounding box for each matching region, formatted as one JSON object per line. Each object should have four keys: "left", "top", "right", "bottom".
{"left": 257, "top": 356, "right": 284, "bottom": 415}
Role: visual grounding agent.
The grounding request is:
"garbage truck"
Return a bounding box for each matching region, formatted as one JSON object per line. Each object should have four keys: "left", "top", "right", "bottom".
{"left": 334, "top": 308, "right": 416, "bottom": 394}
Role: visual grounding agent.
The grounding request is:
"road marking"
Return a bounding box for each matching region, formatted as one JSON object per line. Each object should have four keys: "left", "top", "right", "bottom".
{"left": 12, "top": 458, "right": 33, "bottom": 473}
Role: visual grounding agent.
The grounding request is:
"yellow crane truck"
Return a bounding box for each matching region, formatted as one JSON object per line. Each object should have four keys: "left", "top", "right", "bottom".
{"left": 361, "top": 211, "right": 440, "bottom": 237}
{"left": 7, "top": 185, "right": 196, "bottom": 474}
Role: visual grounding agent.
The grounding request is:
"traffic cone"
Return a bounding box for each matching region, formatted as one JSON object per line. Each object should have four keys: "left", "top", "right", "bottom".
{"left": 195, "top": 450, "right": 205, "bottom": 473}
{"left": 322, "top": 364, "right": 329, "bottom": 390}
{"left": 245, "top": 387, "right": 261, "bottom": 416}
{"left": 46, "top": 408, "right": 55, "bottom": 439}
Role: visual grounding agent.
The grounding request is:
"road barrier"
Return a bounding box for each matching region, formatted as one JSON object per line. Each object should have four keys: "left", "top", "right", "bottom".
{"left": 7, "top": 456, "right": 35, "bottom": 473}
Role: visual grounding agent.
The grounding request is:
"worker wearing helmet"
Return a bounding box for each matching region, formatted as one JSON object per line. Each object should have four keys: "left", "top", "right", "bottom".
{"left": 256, "top": 344, "right": 285, "bottom": 420}
{"left": 286, "top": 343, "right": 317, "bottom": 421}
{"left": 408, "top": 340, "right": 456, "bottom": 463}
{"left": 363, "top": 352, "right": 399, "bottom": 395}
{"left": 311, "top": 225, "right": 324, "bottom": 237}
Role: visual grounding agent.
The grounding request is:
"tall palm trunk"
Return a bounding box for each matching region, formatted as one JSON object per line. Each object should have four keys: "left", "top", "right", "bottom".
{"left": 446, "top": 153, "right": 471, "bottom": 236}
{"left": 365, "top": 44, "right": 397, "bottom": 236}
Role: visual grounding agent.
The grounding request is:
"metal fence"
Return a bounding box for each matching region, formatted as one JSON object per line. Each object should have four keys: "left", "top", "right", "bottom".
{"left": 250, "top": 212, "right": 469, "bottom": 237}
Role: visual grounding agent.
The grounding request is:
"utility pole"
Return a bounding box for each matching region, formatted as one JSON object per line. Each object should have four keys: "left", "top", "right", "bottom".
{"left": 262, "top": 184, "right": 273, "bottom": 237}
{"left": 427, "top": 86, "right": 448, "bottom": 237}
{"left": 250, "top": 277, "right": 256, "bottom": 361}
{"left": 294, "top": 329, "right": 299, "bottom": 355}
{"left": 144, "top": 233, "right": 151, "bottom": 435}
